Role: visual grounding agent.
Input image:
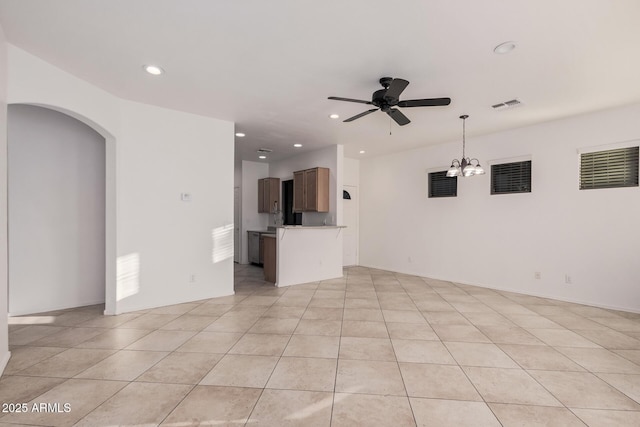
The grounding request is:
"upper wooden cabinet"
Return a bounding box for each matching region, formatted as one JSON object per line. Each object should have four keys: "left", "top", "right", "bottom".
{"left": 293, "top": 167, "right": 329, "bottom": 212}
{"left": 258, "top": 177, "right": 280, "bottom": 213}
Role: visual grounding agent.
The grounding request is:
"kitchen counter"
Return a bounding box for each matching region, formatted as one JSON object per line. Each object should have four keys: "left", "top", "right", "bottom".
{"left": 272, "top": 226, "right": 345, "bottom": 287}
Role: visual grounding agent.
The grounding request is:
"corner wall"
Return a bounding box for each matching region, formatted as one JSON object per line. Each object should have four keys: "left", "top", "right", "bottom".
{"left": 360, "top": 104, "right": 640, "bottom": 312}
{"left": 6, "top": 45, "right": 235, "bottom": 314}
{"left": 344, "top": 157, "right": 360, "bottom": 188}
{"left": 115, "top": 100, "right": 234, "bottom": 312}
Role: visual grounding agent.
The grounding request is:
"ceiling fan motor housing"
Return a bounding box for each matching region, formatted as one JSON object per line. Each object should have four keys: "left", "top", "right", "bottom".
{"left": 372, "top": 89, "right": 393, "bottom": 111}
{"left": 379, "top": 77, "right": 393, "bottom": 88}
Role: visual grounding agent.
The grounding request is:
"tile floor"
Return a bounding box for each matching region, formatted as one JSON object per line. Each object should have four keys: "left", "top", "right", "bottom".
{"left": 2, "top": 264, "right": 640, "bottom": 426}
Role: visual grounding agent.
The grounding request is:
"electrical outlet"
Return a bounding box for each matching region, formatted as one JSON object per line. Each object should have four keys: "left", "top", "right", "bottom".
{"left": 565, "top": 274, "right": 572, "bottom": 284}
{"left": 408, "top": 256, "right": 412, "bottom": 263}
{"left": 534, "top": 272, "right": 541, "bottom": 279}
{"left": 189, "top": 274, "right": 196, "bottom": 283}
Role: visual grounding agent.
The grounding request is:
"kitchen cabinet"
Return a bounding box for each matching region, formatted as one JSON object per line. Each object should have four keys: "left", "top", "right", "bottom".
{"left": 263, "top": 235, "right": 276, "bottom": 283}
{"left": 293, "top": 167, "right": 329, "bottom": 212}
{"left": 258, "top": 177, "right": 280, "bottom": 213}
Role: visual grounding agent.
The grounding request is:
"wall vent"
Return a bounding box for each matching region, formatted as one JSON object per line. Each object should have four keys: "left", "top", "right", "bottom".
{"left": 492, "top": 99, "right": 522, "bottom": 110}
{"left": 256, "top": 148, "right": 273, "bottom": 154}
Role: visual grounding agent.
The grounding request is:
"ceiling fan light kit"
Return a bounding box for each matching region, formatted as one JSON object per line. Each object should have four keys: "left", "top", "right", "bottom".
{"left": 328, "top": 77, "right": 451, "bottom": 126}
{"left": 447, "top": 115, "right": 485, "bottom": 178}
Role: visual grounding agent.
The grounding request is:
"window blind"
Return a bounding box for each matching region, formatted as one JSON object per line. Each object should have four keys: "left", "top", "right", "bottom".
{"left": 491, "top": 160, "right": 531, "bottom": 194}
{"left": 429, "top": 171, "right": 457, "bottom": 198}
{"left": 580, "top": 146, "right": 639, "bottom": 190}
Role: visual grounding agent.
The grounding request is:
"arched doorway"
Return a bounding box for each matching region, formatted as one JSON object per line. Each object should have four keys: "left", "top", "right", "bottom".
{"left": 7, "top": 104, "right": 116, "bottom": 315}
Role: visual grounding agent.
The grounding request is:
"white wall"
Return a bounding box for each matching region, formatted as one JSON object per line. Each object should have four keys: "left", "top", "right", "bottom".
{"left": 0, "top": 24, "right": 9, "bottom": 374}
{"left": 115, "top": 100, "right": 234, "bottom": 312}
{"left": 7, "top": 45, "right": 235, "bottom": 314}
{"left": 343, "top": 157, "right": 360, "bottom": 266}
{"left": 360, "top": 103, "right": 640, "bottom": 312}
{"left": 268, "top": 145, "right": 343, "bottom": 226}
{"left": 344, "top": 157, "right": 360, "bottom": 187}
{"left": 240, "top": 160, "right": 269, "bottom": 264}
{"left": 234, "top": 158, "right": 242, "bottom": 188}
{"left": 8, "top": 105, "right": 105, "bottom": 315}
{"left": 234, "top": 159, "right": 242, "bottom": 263}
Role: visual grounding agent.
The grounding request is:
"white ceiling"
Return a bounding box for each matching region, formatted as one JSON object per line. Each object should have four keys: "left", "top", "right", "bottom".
{"left": 1, "top": 0, "right": 639, "bottom": 162}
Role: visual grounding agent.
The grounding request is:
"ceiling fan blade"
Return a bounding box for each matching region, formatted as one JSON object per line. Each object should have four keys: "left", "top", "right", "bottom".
{"left": 383, "top": 78, "right": 409, "bottom": 101}
{"left": 397, "top": 97, "right": 451, "bottom": 108}
{"left": 387, "top": 108, "right": 410, "bottom": 126}
{"left": 344, "top": 108, "right": 378, "bottom": 122}
{"left": 328, "top": 96, "right": 373, "bottom": 105}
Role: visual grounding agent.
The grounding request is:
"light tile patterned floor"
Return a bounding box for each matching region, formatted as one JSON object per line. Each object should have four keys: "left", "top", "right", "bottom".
{"left": 2, "top": 264, "right": 640, "bottom": 426}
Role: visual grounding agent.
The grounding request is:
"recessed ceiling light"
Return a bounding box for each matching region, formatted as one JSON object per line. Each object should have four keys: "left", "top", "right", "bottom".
{"left": 143, "top": 64, "right": 164, "bottom": 75}
{"left": 494, "top": 41, "right": 516, "bottom": 54}
{"left": 329, "top": 114, "right": 340, "bottom": 119}
{"left": 294, "top": 144, "right": 302, "bottom": 148}
{"left": 259, "top": 155, "right": 266, "bottom": 159}
{"left": 359, "top": 150, "right": 365, "bottom": 154}
{"left": 235, "top": 132, "right": 246, "bottom": 137}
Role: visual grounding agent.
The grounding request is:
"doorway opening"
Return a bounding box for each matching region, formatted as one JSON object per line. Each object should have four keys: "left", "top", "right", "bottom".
{"left": 7, "top": 105, "right": 107, "bottom": 315}
{"left": 282, "top": 180, "right": 302, "bottom": 226}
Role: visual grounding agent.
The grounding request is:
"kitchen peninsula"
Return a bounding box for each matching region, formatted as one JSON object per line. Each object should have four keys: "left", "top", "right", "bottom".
{"left": 251, "top": 160, "right": 345, "bottom": 287}
{"left": 268, "top": 225, "right": 345, "bottom": 287}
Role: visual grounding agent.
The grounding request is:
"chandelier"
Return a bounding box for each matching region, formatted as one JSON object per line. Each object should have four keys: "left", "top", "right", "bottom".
{"left": 446, "top": 115, "right": 485, "bottom": 177}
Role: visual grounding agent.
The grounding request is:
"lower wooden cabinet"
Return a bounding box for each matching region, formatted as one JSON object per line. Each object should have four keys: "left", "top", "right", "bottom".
{"left": 263, "top": 235, "right": 276, "bottom": 283}
{"left": 293, "top": 167, "right": 329, "bottom": 212}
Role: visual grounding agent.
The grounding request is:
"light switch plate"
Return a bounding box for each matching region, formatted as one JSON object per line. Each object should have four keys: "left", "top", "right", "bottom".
{"left": 181, "top": 193, "right": 192, "bottom": 202}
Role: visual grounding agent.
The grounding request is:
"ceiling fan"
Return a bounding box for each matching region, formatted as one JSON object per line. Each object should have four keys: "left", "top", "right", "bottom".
{"left": 328, "top": 77, "right": 451, "bottom": 126}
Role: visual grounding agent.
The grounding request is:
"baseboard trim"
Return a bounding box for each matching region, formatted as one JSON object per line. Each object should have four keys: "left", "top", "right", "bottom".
{"left": 356, "top": 262, "right": 640, "bottom": 315}
{"left": 8, "top": 299, "right": 106, "bottom": 317}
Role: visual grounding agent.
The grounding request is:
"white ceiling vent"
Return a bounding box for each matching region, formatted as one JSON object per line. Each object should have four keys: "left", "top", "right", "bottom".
{"left": 256, "top": 148, "right": 273, "bottom": 154}
{"left": 492, "top": 99, "right": 522, "bottom": 111}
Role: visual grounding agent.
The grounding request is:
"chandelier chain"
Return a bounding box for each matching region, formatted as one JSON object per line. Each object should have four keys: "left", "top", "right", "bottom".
{"left": 462, "top": 116, "right": 466, "bottom": 159}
